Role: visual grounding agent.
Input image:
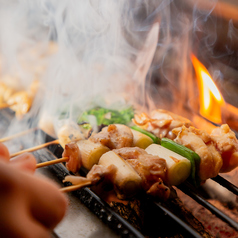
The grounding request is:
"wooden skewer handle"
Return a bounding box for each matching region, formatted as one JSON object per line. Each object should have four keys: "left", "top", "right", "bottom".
{"left": 0, "top": 127, "right": 38, "bottom": 143}
{"left": 60, "top": 181, "right": 92, "bottom": 193}
{"left": 36, "top": 157, "right": 69, "bottom": 168}
{"left": 10, "top": 139, "right": 59, "bottom": 158}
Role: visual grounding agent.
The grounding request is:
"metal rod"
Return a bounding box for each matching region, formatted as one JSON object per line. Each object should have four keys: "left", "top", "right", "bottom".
{"left": 154, "top": 201, "right": 203, "bottom": 238}
{"left": 211, "top": 175, "right": 238, "bottom": 196}
{"left": 178, "top": 183, "right": 238, "bottom": 231}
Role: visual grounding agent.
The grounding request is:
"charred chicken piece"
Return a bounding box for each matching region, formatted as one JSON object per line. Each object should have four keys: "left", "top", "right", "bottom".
{"left": 172, "top": 126, "right": 223, "bottom": 182}
{"left": 89, "top": 124, "right": 133, "bottom": 149}
{"left": 64, "top": 164, "right": 117, "bottom": 186}
{"left": 113, "top": 147, "right": 170, "bottom": 200}
{"left": 210, "top": 124, "right": 238, "bottom": 173}
{"left": 62, "top": 139, "right": 110, "bottom": 172}
{"left": 62, "top": 142, "right": 82, "bottom": 173}
{"left": 133, "top": 109, "right": 192, "bottom": 140}
{"left": 86, "top": 164, "right": 117, "bottom": 185}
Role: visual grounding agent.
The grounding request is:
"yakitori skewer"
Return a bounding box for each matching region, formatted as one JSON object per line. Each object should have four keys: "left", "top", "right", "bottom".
{"left": 60, "top": 180, "right": 92, "bottom": 193}
{"left": 36, "top": 157, "right": 69, "bottom": 168}
{"left": 0, "top": 127, "right": 38, "bottom": 143}
{"left": 10, "top": 139, "right": 59, "bottom": 158}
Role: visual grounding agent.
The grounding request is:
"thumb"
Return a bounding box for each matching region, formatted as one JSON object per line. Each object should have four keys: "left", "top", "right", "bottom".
{"left": 10, "top": 153, "right": 36, "bottom": 173}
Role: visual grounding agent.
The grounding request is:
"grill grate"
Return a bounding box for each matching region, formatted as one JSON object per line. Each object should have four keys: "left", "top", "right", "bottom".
{"left": 45, "top": 137, "right": 238, "bottom": 237}
{"left": 178, "top": 182, "right": 238, "bottom": 231}
{"left": 2, "top": 106, "right": 238, "bottom": 237}
{"left": 153, "top": 201, "right": 203, "bottom": 238}
{"left": 41, "top": 138, "right": 238, "bottom": 237}
{"left": 212, "top": 175, "right": 238, "bottom": 196}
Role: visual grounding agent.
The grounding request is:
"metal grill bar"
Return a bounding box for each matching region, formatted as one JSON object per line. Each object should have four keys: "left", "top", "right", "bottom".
{"left": 178, "top": 183, "right": 238, "bottom": 231}
{"left": 211, "top": 175, "right": 238, "bottom": 196}
{"left": 154, "top": 202, "right": 203, "bottom": 238}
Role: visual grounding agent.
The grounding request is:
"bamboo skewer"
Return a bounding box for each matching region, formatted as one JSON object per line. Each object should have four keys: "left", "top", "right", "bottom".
{"left": 36, "top": 157, "right": 69, "bottom": 168}
{"left": 60, "top": 181, "right": 92, "bottom": 193}
{"left": 0, "top": 127, "right": 38, "bottom": 143}
{"left": 10, "top": 139, "right": 59, "bottom": 158}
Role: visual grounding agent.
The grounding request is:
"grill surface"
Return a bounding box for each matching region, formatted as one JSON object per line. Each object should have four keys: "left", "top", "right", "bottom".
{"left": 2, "top": 108, "right": 238, "bottom": 237}
{"left": 45, "top": 135, "right": 238, "bottom": 237}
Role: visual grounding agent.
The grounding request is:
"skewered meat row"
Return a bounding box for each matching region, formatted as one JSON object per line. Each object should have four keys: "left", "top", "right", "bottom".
{"left": 133, "top": 109, "right": 238, "bottom": 182}
{"left": 62, "top": 123, "right": 191, "bottom": 200}
{"left": 62, "top": 124, "right": 153, "bottom": 172}
{"left": 65, "top": 147, "right": 171, "bottom": 201}
{"left": 60, "top": 109, "right": 238, "bottom": 201}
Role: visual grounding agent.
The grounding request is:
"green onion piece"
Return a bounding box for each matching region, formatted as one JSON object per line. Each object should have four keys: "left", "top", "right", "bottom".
{"left": 130, "top": 126, "right": 161, "bottom": 144}
{"left": 161, "top": 138, "right": 201, "bottom": 187}
{"left": 78, "top": 107, "right": 134, "bottom": 126}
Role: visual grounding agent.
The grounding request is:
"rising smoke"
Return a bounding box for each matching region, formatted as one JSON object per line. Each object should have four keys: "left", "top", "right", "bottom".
{"left": 0, "top": 0, "right": 237, "bottom": 137}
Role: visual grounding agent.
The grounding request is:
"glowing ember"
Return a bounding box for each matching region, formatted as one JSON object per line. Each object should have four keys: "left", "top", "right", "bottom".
{"left": 191, "top": 54, "right": 225, "bottom": 124}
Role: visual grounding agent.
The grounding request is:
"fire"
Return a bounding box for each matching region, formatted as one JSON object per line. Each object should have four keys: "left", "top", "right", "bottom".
{"left": 191, "top": 54, "right": 225, "bottom": 124}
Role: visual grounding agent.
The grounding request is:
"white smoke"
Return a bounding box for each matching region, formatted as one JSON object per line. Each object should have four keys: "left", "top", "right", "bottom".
{"left": 0, "top": 0, "right": 236, "bottom": 138}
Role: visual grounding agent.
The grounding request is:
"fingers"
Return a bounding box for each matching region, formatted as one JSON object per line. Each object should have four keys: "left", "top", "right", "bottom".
{"left": 26, "top": 174, "right": 68, "bottom": 229}
{"left": 1, "top": 202, "right": 51, "bottom": 238}
{"left": 0, "top": 159, "right": 68, "bottom": 235}
{"left": 0, "top": 143, "right": 10, "bottom": 162}
{"left": 0, "top": 173, "right": 51, "bottom": 238}
{"left": 10, "top": 153, "right": 36, "bottom": 173}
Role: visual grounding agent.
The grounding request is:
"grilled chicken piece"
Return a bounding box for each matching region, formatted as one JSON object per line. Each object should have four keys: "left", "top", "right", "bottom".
{"left": 89, "top": 124, "right": 133, "bottom": 149}
{"left": 86, "top": 164, "right": 117, "bottom": 184}
{"left": 211, "top": 124, "right": 238, "bottom": 173}
{"left": 7, "top": 91, "right": 33, "bottom": 118}
{"left": 133, "top": 109, "right": 192, "bottom": 139}
{"left": 6, "top": 80, "right": 39, "bottom": 118}
{"left": 172, "top": 126, "right": 223, "bottom": 182}
{"left": 62, "top": 142, "right": 82, "bottom": 173}
{"left": 113, "top": 147, "right": 170, "bottom": 200}
{"left": 64, "top": 164, "right": 117, "bottom": 186}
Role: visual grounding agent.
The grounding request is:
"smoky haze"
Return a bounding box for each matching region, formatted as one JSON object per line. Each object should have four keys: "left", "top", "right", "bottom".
{"left": 1, "top": 0, "right": 237, "bottom": 139}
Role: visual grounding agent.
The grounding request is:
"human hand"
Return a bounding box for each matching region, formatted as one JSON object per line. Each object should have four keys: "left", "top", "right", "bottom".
{"left": 0, "top": 143, "right": 68, "bottom": 238}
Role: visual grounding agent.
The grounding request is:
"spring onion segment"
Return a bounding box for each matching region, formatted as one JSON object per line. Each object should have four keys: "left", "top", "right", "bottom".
{"left": 77, "top": 140, "right": 110, "bottom": 170}
{"left": 161, "top": 138, "right": 201, "bottom": 186}
{"left": 146, "top": 144, "right": 191, "bottom": 186}
{"left": 131, "top": 129, "right": 154, "bottom": 149}
{"left": 78, "top": 107, "right": 134, "bottom": 126}
{"left": 130, "top": 125, "right": 160, "bottom": 144}
{"left": 99, "top": 151, "right": 142, "bottom": 199}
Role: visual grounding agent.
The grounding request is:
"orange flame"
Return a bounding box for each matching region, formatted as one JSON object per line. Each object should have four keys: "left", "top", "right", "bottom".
{"left": 191, "top": 54, "right": 225, "bottom": 124}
